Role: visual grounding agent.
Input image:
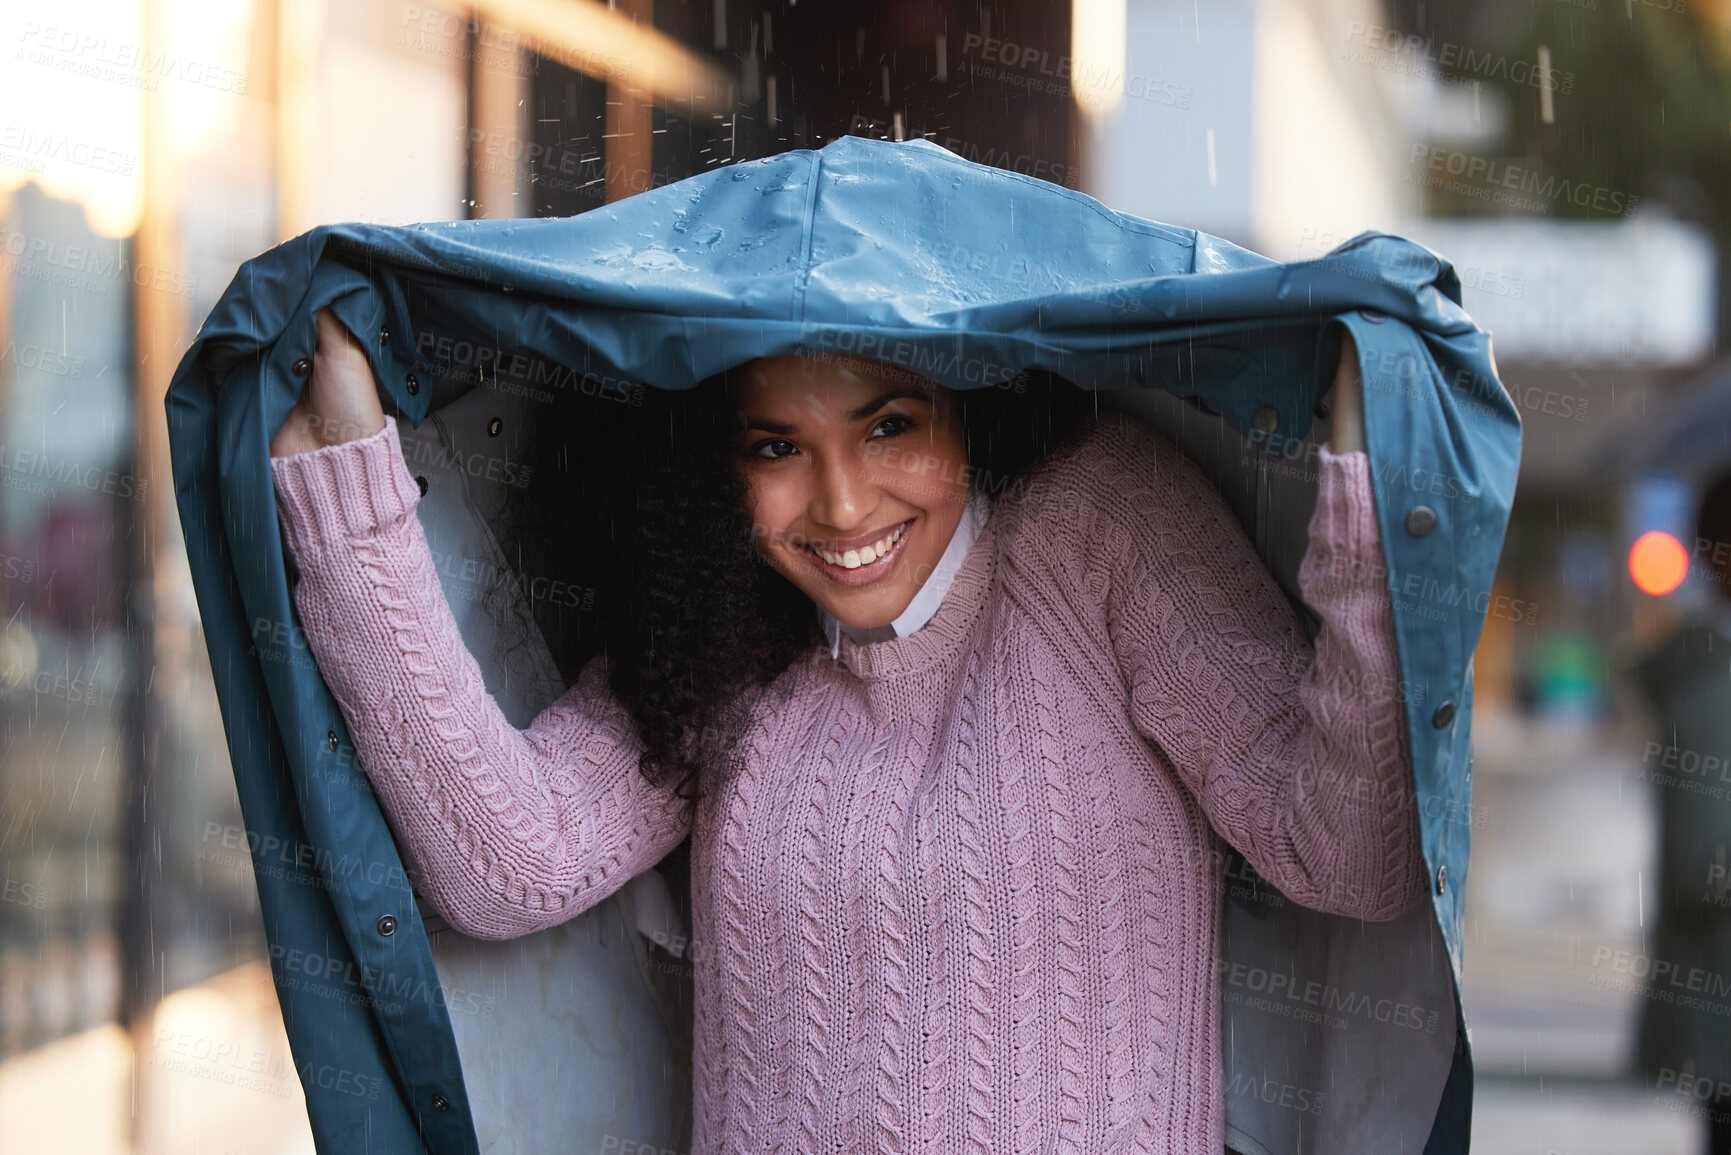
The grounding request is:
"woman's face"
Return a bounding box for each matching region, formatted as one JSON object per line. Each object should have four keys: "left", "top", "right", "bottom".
{"left": 735, "top": 354, "right": 972, "bottom": 631}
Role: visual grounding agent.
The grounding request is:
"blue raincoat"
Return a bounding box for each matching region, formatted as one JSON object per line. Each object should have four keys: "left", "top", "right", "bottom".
{"left": 167, "top": 135, "right": 1519, "bottom": 1154}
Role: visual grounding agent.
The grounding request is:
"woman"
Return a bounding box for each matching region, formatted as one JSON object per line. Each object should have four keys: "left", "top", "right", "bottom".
{"left": 268, "top": 304, "right": 1424, "bottom": 1151}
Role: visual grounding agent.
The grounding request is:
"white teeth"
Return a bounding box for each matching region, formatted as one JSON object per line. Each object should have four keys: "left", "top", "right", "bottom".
{"left": 810, "top": 522, "right": 907, "bottom": 569}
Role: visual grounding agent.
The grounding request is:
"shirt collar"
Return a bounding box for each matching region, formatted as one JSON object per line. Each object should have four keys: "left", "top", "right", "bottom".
{"left": 818, "top": 488, "right": 991, "bottom": 659}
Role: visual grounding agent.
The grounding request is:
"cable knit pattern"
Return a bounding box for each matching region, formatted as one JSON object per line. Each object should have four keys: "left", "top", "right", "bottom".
{"left": 270, "top": 412, "right": 1426, "bottom": 1153}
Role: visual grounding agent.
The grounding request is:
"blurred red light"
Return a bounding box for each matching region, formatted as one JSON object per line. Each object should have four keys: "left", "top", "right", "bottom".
{"left": 1629, "top": 530, "right": 1689, "bottom": 595}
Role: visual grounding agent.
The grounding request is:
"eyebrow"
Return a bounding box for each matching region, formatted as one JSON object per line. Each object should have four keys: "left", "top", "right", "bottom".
{"left": 847, "top": 388, "right": 935, "bottom": 421}
{"left": 743, "top": 388, "right": 935, "bottom": 435}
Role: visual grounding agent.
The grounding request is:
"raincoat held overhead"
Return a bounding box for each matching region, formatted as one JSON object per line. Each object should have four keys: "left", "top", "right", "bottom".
{"left": 166, "top": 136, "right": 1520, "bottom": 1154}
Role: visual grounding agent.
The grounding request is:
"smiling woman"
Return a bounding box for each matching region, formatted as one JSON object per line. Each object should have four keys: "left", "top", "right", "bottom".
{"left": 482, "top": 348, "right": 1094, "bottom": 796}
{"left": 262, "top": 303, "right": 1421, "bottom": 1153}
{"left": 737, "top": 355, "right": 973, "bottom": 627}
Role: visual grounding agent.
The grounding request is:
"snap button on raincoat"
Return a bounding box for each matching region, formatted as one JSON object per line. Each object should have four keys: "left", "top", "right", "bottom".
{"left": 166, "top": 135, "right": 1519, "bottom": 1155}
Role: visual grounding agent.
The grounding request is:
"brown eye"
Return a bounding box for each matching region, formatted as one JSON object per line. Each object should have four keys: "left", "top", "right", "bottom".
{"left": 869, "top": 414, "right": 914, "bottom": 439}
{"left": 752, "top": 438, "right": 798, "bottom": 460}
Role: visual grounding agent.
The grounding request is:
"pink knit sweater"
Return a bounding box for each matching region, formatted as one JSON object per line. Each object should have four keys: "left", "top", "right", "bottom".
{"left": 271, "top": 413, "right": 1424, "bottom": 1153}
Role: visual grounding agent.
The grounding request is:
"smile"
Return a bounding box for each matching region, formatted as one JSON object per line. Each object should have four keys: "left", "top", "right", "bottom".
{"left": 808, "top": 522, "right": 907, "bottom": 569}
{"left": 801, "top": 520, "right": 912, "bottom": 585}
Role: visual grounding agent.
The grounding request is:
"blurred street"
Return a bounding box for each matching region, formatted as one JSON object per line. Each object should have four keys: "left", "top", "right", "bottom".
{"left": 0, "top": 963, "right": 313, "bottom": 1155}
{"left": 1463, "top": 706, "right": 1702, "bottom": 1152}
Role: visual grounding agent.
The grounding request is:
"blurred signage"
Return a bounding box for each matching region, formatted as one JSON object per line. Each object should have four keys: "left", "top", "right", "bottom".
{"left": 1401, "top": 216, "right": 1716, "bottom": 368}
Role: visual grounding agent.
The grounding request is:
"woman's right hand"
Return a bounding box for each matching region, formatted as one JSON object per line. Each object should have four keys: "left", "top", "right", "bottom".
{"left": 269, "top": 308, "right": 387, "bottom": 457}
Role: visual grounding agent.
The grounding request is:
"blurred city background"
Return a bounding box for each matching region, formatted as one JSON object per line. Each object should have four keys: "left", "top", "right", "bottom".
{"left": 0, "top": 0, "right": 1726, "bottom": 1151}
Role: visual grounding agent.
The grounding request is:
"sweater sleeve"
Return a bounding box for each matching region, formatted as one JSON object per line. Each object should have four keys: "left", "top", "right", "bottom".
{"left": 269, "top": 415, "right": 693, "bottom": 941}
{"left": 1031, "top": 420, "right": 1426, "bottom": 921}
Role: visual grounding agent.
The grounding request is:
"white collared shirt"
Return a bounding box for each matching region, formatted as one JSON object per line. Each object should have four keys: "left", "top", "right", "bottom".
{"left": 817, "top": 488, "right": 991, "bottom": 659}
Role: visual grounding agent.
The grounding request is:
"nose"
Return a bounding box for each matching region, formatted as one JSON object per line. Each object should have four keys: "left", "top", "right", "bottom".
{"left": 807, "top": 448, "right": 878, "bottom": 533}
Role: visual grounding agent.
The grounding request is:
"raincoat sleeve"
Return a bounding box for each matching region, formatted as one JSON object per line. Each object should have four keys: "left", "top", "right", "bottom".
{"left": 268, "top": 415, "right": 694, "bottom": 941}
{"left": 1039, "top": 419, "right": 1426, "bottom": 921}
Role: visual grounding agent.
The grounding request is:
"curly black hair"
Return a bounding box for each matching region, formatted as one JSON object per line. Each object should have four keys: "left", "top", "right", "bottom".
{"left": 487, "top": 362, "right": 1093, "bottom": 799}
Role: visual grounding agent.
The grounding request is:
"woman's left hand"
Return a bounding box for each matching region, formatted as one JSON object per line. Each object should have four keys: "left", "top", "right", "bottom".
{"left": 1327, "top": 327, "right": 1365, "bottom": 454}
